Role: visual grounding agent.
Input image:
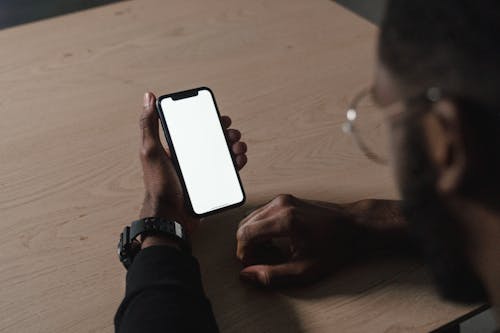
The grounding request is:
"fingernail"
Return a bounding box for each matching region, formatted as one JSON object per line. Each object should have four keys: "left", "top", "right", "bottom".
{"left": 143, "top": 92, "right": 152, "bottom": 108}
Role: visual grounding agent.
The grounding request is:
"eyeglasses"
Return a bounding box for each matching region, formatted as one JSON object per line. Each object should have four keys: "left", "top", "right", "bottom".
{"left": 342, "top": 87, "right": 442, "bottom": 165}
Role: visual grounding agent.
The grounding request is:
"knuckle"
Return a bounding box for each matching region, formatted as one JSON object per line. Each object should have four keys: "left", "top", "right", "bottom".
{"left": 282, "top": 207, "right": 295, "bottom": 224}
{"left": 275, "top": 194, "right": 294, "bottom": 207}
{"left": 236, "top": 225, "right": 250, "bottom": 242}
{"left": 139, "top": 113, "right": 152, "bottom": 129}
{"left": 238, "top": 218, "right": 248, "bottom": 229}
{"left": 280, "top": 207, "right": 297, "bottom": 232}
{"left": 142, "top": 102, "right": 155, "bottom": 115}
{"left": 283, "top": 206, "right": 295, "bottom": 219}
{"left": 140, "top": 145, "right": 159, "bottom": 160}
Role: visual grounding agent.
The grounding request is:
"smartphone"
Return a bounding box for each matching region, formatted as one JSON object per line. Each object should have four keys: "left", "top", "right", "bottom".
{"left": 156, "top": 87, "right": 246, "bottom": 217}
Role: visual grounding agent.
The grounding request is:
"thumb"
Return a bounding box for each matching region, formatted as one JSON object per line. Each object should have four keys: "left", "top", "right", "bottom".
{"left": 239, "top": 261, "right": 313, "bottom": 287}
{"left": 140, "top": 92, "right": 161, "bottom": 151}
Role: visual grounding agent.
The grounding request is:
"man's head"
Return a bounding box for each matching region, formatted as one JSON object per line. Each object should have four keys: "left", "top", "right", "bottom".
{"left": 375, "top": 0, "right": 500, "bottom": 303}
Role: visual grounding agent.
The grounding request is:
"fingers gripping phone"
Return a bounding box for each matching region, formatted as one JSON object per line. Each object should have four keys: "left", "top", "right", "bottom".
{"left": 156, "top": 87, "right": 246, "bottom": 217}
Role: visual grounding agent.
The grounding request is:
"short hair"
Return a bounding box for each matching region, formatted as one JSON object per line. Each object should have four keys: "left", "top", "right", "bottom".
{"left": 379, "top": 0, "right": 500, "bottom": 204}
{"left": 379, "top": 0, "right": 500, "bottom": 109}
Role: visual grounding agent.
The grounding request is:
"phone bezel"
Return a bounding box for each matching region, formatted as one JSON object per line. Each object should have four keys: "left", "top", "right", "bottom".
{"left": 156, "top": 87, "right": 246, "bottom": 218}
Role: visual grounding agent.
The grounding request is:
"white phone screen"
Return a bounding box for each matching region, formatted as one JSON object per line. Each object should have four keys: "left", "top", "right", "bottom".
{"left": 159, "top": 89, "right": 244, "bottom": 215}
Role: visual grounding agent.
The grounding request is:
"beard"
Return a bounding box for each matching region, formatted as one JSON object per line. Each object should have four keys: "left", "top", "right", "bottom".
{"left": 396, "top": 114, "right": 487, "bottom": 304}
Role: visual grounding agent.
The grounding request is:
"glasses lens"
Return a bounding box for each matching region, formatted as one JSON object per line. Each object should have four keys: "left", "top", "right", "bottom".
{"left": 349, "top": 92, "right": 392, "bottom": 164}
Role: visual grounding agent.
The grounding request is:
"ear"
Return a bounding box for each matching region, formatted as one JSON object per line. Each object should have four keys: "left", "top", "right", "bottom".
{"left": 421, "top": 100, "right": 467, "bottom": 194}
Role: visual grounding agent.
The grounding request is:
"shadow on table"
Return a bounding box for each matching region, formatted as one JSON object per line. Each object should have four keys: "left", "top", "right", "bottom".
{"left": 281, "top": 254, "right": 428, "bottom": 301}
{"left": 191, "top": 202, "right": 430, "bottom": 332}
{"left": 193, "top": 205, "right": 304, "bottom": 332}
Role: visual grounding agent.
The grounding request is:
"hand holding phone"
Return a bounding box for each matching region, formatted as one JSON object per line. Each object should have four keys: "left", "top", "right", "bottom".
{"left": 139, "top": 91, "right": 247, "bottom": 232}
{"left": 155, "top": 87, "right": 246, "bottom": 217}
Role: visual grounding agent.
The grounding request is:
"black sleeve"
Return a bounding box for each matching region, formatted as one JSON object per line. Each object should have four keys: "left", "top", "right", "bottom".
{"left": 114, "top": 246, "right": 219, "bottom": 333}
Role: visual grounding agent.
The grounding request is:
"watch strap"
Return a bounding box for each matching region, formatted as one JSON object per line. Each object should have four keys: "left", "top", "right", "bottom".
{"left": 118, "top": 217, "right": 190, "bottom": 269}
{"left": 130, "top": 217, "right": 186, "bottom": 242}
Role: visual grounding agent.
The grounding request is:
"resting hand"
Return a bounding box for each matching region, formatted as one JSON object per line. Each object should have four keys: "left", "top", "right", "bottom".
{"left": 236, "top": 195, "right": 406, "bottom": 287}
{"left": 236, "top": 195, "right": 357, "bottom": 286}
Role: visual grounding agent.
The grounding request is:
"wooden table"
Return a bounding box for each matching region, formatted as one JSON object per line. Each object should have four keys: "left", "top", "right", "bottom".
{"left": 0, "top": 0, "right": 479, "bottom": 332}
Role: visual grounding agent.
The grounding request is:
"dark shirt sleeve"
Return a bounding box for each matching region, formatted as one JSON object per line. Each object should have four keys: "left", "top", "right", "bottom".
{"left": 114, "top": 246, "right": 219, "bottom": 333}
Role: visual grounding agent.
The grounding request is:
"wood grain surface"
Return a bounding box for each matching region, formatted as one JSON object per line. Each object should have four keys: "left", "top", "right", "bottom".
{"left": 0, "top": 0, "right": 478, "bottom": 332}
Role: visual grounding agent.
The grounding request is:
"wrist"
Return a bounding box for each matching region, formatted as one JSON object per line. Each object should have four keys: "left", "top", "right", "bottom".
{"left": 140, "top": 194, "right": 174, "bottom": 219}
{"left": 141, "top": 233, "right": 182, "bottom": 251}
{"left": 344, "top": 199, "right": 398, "bottom": 227}
{"left": 140, "top": 195, "right": 201, "bottom": 237}
{"left": 343, "top": 199, "right": 413, "bottom": 252}
{"left": 343, "top": 199, "right": 376, "bottom": 227}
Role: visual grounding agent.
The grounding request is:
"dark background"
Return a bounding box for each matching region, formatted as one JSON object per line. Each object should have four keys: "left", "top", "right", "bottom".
{"left": 0, "top": 0, "right": 126, "bottom": 29}
{"left": 0, "top": 0, "right": 386, "bottom": 30}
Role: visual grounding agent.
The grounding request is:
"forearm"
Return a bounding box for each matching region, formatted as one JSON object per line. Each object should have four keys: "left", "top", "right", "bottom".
{"left": 114, "top": 245, "right": 219, "bottom": 333}
{"left": 347, "top": 199, "right": 406, "bottom": 232}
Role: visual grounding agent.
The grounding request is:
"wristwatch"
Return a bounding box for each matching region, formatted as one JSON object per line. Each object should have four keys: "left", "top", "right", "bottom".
{"left": 117, "top": 217, "right": 190, "bottom": 269}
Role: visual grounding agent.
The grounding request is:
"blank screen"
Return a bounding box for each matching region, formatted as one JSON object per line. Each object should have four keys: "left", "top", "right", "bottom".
{"left": 160, "top": 89, "right": 244, "bottom": 215}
